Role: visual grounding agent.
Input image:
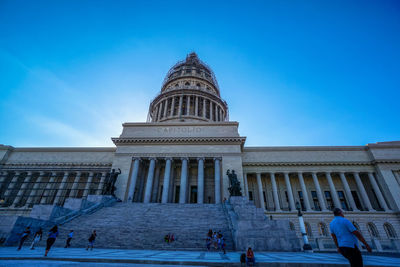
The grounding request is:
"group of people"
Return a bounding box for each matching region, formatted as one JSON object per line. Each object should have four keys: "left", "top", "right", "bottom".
{"left": 164, "top": 233, "right": 175, "bottom": 243}
{"left": 206, "top": 229, "right": 226, "bottom": 254}
{"left": 17, "top": 226, "right": 97, "bottom": 256}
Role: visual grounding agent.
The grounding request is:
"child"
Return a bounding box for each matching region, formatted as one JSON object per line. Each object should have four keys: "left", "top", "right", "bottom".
{"left": 30, "top": 228, "right": 42, "bottom": 250}
{"left": 86, "top": 230, "right": 96, "bottom": 251}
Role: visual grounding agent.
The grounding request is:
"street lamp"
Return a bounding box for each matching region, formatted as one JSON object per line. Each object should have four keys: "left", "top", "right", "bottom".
{"left": 296, "top": 201, "right": 313, "bottom": 252}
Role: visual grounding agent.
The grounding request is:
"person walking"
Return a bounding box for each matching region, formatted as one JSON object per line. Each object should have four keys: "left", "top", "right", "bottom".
{"left": 65, "top": 230, "right": 74, "bottom": 248}
{"left": 44, "top": 225, "right": 59, "bottom": 256}
{"left": 17, "top": 226, "right": 31, "bottom": 250}
{"left": 30, "top": 228, "right": 42, "bottom": 250}
{"left": 330, "top": 208, "right": 372, "bottom": 267}
{"left": 86, "top": 230, "right": 96, "bottom": 251}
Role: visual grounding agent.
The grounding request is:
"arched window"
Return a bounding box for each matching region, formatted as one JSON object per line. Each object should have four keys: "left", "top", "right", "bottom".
{"left": 318, "top": 222, "right": 328, "bottom": 237}
{"left": 367, "top": 223, "right": 379, "bottom": 238}
{"left": 185, "top": 82, "right": 190, "bottom": 86}
{"left": 289, "top": 222, "right": 295, "bottom": 231}
{"left": 196, "top": 83, "right": 201, "bottom": 87}
{"left": 175, "top": 83, "right": 179, "bottom": 87}
{"left": 305, "top": 222, "right": 312, "bottom": 237}
{"left": 383, "top": 223, "right": 397, "bottom": 238}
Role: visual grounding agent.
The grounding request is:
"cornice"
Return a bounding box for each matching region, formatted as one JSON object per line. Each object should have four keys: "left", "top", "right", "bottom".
{"left": 243, "top": 146, "right": 367, "bottom": 152}
{"left": 114, "top": 152, "right": 242, "bottom": 158}
{"left": 112, "top": 137, "right": 246, "bottom": 146}
{"left": 10, "top": 147, "right": 116, "bottom": 152}
{"left": 243, "top": 161, "right": 374, "bottom": 167}
{"left": 121, "top": 121, "right": 239, "bottom": 127}
{"left": 1, "top": 162, "right": 112, "bottom": 167}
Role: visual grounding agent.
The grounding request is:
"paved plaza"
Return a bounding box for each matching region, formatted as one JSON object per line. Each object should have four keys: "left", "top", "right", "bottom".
{"left": 0, "top": 247, "right": 399, "bottom": 266}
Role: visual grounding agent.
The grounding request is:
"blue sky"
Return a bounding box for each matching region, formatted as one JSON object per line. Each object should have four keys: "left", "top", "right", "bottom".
{"left": 0, "top": 0, "right": 399, "bottom": 147}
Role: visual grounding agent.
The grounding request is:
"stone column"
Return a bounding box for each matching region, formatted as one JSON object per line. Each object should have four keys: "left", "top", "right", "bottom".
{"left": 4, "top": 171, "right": 21, "bottom": 201}
{"left": 215, "top": 103, "right": 218, "bottom": 121}
{"left": 339, "top": 172, "right": 358, "bottom": 211}
{"left": 41, "top": 172, "right": 57, "bottom": 204}
{"left": 256, "top": 173, "right": 265, "bottom": 210}
{"left": 143, "top": 158, "right": 156, "bottom": 203}
{"left": 151, "top": 165, "right": 161, "bottom": 202}
{"left": 82, "top": 172, "right": 94, "bottom": 199}
{"left": 27, "top": 171, "right": 45, "bottom": 205}
{"left": 161, "top": 158, "right": 172, "bottom": 203}
{"left": 69, "top": 172, "right": 82, "bottom": 198}
{"left": 311, "top": 172, "right": 328, "bottom": 211}
{"left": 368, "top": 172, "right": 389, "bottom": 211}
{"left": 54, "top": 172, "right": 69, "bottom": 205}
{"left": 154, "top": 105, "right": 159, "bottom": 121}
{"left": 202, "top": 98, "right": 206, "bottom": 118}
{"left": 128, "top": 157, "right": 141, "bottom": 202}
{"left": 283, "top": 172, "right": 296, "bottom": 211}
{"left": 326, "top": 172, "right": 341, "bottom": 209}
{"left": 96, "top": 172, "right": 107, "bottom": 195}
{"left": 270, "top": 172, "right": 281, "bottom": 211}
{"left": 195, "top": 96, "right": 199, "bottom": 116}
{"left": 179, "top": 158, "right": 188, "bottom": 204}
{"left": 178, "top": 95, "right": 183, "bottom": 117}
{"left": 163, "top": 99, "right": 168, "bottom": 118}
{"left": 219, "top": 108, "right": 223, "bottom": 121}
{"left": 209, "top": 101, "right": 213, "bottom": 121}
{"left": 11, "top": 171, "right": 33, "bottom": 207}
{"left": 186, "top": 96, "right": 190, "bottom": 115}
{"left": 298, "top": 172, "right": 312, "bottom": 211}
{"left": 197, "top": 157, "right": 205, "bottom": 204}
{"left": 243, "top": 172, "right": 249, "bottom": 197}
{"left": 158, "top": 102, "right": 163, "bottom": 121}
{"left": 170, "top": 97, "right": 175, "bottom": 117}
{"left": 214, "top": 158, "right": 221, "bottom": 203}
{"left": 353, "top": 172, "right": 374, "bottom": 211}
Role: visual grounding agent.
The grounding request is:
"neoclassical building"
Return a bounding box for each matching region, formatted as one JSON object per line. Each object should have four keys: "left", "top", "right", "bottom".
{"left": 1, "top": 53, "right": 399, "bottom": 251}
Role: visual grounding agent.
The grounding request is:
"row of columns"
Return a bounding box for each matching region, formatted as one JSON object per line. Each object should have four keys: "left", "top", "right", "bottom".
{"left": 153, "top": 95, "right": 225, "bottom": 122}
{"left": 127, "top": 157, "right": 221, "bottom": 204}
{"left": 0, "top": 171, "right": 108, "bottom": 207}
{"left": 245, "top": 171, "right": 389, "bottom": 212}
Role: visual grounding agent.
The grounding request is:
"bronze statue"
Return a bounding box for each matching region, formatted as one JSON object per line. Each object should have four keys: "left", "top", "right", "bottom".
{"left": 103, "top": 168, "right": 121, "bottom": 196}
{"left": 226, "top": 169, "right": 242, "bottom": 197}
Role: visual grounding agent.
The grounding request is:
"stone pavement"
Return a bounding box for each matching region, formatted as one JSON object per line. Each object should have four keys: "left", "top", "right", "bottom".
{"left": 0, "top": 247, "right": 400, "bottom": 266}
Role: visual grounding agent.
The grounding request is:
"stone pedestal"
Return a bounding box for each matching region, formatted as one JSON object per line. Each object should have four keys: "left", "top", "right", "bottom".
{"left": 227, "top": 196, "right": 300, "bottom": 251}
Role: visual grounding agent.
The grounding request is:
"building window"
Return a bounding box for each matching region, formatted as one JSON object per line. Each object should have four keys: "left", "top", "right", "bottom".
{"left": 367, "top": 223, "right": 379, "bottom": 238}
{"left": 185, "top": 69, "right": 191, "bottom": 74}
{"left": 298, "top": 191, "right": 305, "bottom": 211}
{"left": 351, "top": 191, "right": 363, "bottom": 210}
{"left": 383, "top": 223, "right": 397, "bottom": 238}
{"left": 248, "top": 191, "right": 253, "bottom": 201}
{"left": 311, "top": 191, "right": 321, "bottom": 211}
{"left": 337, "top": 191, "right": 349, "bottom": 211}
{"left": 318, "top": 222, "right": 328, "bottom": 236}
{"left": 324, "top": 191, "right": 334, "bottom": 210}
{"left": 305, "top": 222, "right": 312, "bottom": 237}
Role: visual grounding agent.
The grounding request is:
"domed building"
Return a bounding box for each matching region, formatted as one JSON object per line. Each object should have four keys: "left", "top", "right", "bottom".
{"left": 0, "top": 53, "right": 399, "bottom": 252}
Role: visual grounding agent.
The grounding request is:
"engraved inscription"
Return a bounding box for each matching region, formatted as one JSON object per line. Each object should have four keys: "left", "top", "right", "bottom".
{"left": 157, "top": 127, "right": 202, "bottom": 134}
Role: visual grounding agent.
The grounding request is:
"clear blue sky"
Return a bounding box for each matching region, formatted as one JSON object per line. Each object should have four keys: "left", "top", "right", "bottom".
{"left": 0, "top": 0, "right": 399, "bottom": 147}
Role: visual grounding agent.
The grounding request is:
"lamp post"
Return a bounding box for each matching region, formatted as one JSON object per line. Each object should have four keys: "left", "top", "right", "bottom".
{"left": 296, "top": 201, "right": 313, "bottom": 252}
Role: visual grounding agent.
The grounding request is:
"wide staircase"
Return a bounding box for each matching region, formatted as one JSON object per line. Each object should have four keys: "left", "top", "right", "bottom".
{"left": 53, "top": 202, "right": 234, "bottom": 250}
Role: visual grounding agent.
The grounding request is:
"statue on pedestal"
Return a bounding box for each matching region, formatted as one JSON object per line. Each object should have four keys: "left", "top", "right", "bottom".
{"left": 103, "top": 168, "right": 121, "bottom": 196}
{"left": 226, "top": 169, "right": 242, "bottom": 197}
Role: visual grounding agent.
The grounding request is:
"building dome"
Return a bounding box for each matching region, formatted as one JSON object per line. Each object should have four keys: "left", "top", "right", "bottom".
{"left": 148, "top": 53, "right": 228, "bottom": 123}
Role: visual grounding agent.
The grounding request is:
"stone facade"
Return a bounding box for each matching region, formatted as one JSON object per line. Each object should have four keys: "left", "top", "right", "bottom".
{"left": 1, "top": 53, "right": 399, "bottom": 252}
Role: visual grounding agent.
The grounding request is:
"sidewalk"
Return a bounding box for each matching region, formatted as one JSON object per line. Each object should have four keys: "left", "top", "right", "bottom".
{"left": 0, "top": 247, "right": 399, "bottom": 266}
